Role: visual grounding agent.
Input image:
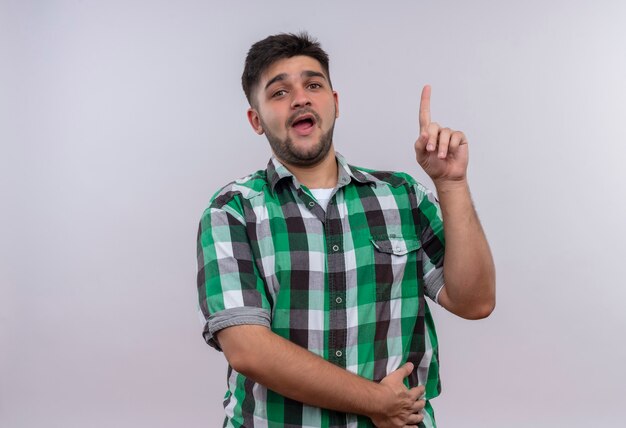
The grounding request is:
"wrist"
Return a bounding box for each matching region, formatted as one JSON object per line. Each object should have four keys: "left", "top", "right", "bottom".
{"left": 433, "top": 178, "right": 469, "bottom": 194}
{"left": 361, "top": 381, "right": 386, "bottom": 419}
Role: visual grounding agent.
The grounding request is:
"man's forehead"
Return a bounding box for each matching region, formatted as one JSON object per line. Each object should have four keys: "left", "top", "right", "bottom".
{"left": 260, "top": 55, "right": 327, "bottom": 85}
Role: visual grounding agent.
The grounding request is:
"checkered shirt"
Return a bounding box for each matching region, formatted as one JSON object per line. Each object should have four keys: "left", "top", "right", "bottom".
{"left": 197, "top": 153, "right": 445, "bottom": 427}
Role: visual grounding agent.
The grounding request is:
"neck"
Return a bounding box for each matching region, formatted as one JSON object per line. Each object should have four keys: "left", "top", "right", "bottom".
{"left": 279, "top": 147, "right": 338, "bottom": 189}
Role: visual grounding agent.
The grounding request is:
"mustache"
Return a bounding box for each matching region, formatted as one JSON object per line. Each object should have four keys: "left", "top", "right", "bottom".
{"left": 286, "top": 108, "right": 322, "bottom": 127}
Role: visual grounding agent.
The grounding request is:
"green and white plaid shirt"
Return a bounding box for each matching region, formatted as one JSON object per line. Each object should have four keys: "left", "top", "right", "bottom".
{"left": 197, "top": 153, "right": 445, "bottom": 427}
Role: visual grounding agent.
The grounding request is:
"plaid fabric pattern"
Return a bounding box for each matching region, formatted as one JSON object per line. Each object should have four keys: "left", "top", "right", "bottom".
{"left": 197, "top": 153, "right": 445, "bottom": 428}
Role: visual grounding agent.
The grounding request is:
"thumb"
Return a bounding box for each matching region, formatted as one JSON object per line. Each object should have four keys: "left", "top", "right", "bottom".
{"left": 383, "top": 362, "right": 414, "bottom": 383}
{"left": 415, "top": 131, "right": 429, "bottom": 153}
{"left": 398, "top": 362, "right": 414, "bottom": 378}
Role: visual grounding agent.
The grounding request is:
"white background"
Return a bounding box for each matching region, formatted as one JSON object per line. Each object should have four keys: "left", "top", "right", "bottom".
{"left": 2, "top": 1, "right": 626, "bottom": 427}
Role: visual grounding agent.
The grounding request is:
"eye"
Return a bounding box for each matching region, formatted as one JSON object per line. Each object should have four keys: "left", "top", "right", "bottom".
{"left": 272, "top": 89, "right": 287, "bottom": 98}
{"left": 308, "top": 83, "right": 322, "bottom": 90}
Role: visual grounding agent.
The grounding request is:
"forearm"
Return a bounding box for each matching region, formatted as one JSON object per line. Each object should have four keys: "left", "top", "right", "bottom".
{"left": 217, "top": 324, "right": 383, "bottom": 417}
{"left": 434, "top": 179, "right": 496, "bottom": 318}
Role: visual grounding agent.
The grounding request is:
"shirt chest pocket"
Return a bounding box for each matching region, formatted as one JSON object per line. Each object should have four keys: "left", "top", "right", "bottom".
{"left": 369, "top": 234, "right": 422, "bottom": 300}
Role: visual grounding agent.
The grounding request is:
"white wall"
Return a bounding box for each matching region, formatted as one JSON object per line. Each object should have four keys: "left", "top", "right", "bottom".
{"left": 2, "top": 1, "right": 625, "bottom": 426}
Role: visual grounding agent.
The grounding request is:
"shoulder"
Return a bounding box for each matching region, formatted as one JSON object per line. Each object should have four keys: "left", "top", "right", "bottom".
{"left": 348, "top": 163, "right": 433, "bottom": 199}
{"left": 199, "top": 169, "right": 268, "bottom": 224}
{"left": 209, "top": 169, "right": 268, "bottom": 207}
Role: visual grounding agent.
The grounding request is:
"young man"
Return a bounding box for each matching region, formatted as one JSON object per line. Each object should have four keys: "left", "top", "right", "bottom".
{"left": 197, "top": 33, "right": 495, "bottom": 428}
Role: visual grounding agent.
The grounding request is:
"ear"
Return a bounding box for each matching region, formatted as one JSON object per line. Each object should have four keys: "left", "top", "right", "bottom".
{"left": 247, "top": 108, "right": 264, "bottom": 135}
{"left": 333, "top": 91, "right": 340, "bottom": 118}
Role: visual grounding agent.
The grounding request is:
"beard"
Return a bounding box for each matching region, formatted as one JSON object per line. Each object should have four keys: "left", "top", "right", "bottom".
{"left": 261, "top": 108, "right": 336, "bottom": 167}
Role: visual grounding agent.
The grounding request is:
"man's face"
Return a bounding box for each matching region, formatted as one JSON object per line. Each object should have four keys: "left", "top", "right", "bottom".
{"left": 247, "top": 55, "right": 339, "bottom": 167}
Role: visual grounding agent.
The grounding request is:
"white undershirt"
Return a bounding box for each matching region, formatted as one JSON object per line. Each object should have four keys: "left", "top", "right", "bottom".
{"left": 309, "top": 188, "right": 334, "bottom": 211}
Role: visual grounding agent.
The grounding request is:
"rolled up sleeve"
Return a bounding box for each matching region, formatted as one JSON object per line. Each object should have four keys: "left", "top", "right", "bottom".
{"left": 197, "top": 202, "right": 271, "bottom": 351}
{"left": 414, "top": 185, "right": 446, "bottom": 303}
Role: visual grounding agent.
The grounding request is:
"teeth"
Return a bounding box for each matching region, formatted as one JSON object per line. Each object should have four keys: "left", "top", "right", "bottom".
{"left": 294, "top": 118, "right": 313, "bottom": 126}
{"left": 295, "top": 115, "right": 313, "bottom": 123}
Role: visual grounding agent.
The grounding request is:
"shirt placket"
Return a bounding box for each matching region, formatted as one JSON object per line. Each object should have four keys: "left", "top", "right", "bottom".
{"left": 295, "top": 177, "right": 351, "bottom": 427}
{"left": 322, "top": 200, "right": 347, "bottom": 370}
{"left": 297, "top": 183, "right": 349, "bottom": 367}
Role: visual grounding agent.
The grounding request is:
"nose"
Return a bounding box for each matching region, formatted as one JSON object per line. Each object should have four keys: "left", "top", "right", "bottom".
{"left": 290, "top": 86, "right": 311, "bottom": 109}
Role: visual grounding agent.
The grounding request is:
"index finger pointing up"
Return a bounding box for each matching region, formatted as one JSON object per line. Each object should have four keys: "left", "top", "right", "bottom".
{"left": 419, "top": 85, "right": 431, "bottom": 131}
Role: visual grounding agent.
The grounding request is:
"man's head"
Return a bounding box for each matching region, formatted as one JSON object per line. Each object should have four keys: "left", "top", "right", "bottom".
{"left": 243, "top": 33, "right": 339, "bottom": 168}
{"left": 242, "top": 32, "right": 332, "bottom": 107}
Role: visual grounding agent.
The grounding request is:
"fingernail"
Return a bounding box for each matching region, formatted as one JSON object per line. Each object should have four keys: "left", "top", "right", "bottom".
{"left": 427, "top": 144, "right": 434, "bottom": 151}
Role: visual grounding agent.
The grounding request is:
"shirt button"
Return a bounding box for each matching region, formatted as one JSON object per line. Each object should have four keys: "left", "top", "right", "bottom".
{"left": 308, "top": 201, "right": 315, "bottom": 207}
{"left": 335, "top": 350, "right": 343, "bottom": 357}
{"left": 332, "top": 244, "right": 340, "bottom": 252}
{"left": 335, "top": 297, "right": 343, "bottom": 304}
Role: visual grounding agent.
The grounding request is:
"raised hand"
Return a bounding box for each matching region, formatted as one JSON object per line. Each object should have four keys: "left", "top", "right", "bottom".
{"left": 368, "top": 363, "right": 426, "bottom": 428}
{"left": 414, "top": 85, "right": 469, "bottom": 184}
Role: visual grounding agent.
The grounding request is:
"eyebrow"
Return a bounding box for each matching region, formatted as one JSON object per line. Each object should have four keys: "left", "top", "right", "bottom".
{"left": 264, "top": 70, "right": 328, "bottom": 90}
{"left": 302, "top": 70, "right": 327, "bottom": 80}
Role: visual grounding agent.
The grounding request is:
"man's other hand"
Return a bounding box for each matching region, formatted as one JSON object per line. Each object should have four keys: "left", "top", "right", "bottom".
{"left": 368, "top": 362, "right": 426, "bottom": 428}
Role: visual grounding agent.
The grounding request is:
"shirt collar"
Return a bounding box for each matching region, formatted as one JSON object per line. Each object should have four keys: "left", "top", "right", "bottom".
{"left": 266, "top": 152, "right": 376, "bottom": 195}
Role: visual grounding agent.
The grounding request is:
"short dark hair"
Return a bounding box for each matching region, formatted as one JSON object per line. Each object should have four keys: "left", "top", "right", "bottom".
{"left": 242, "top": 32, "right": 332, "bottom": 106}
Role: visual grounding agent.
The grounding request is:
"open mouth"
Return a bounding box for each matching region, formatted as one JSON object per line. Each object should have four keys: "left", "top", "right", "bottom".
{"left": 291, "top": 114, "right": 317, "bottom": 133}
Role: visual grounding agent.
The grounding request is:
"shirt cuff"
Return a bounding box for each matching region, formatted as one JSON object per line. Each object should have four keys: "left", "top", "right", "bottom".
{"left": 424, "top": 266, "right": 445, "bottom": 303}
{"left": 203, "top": 306, "right": 272, "bottom": 351}
{"left": 434, "top": 284, "right": 444, "bottom": 305}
